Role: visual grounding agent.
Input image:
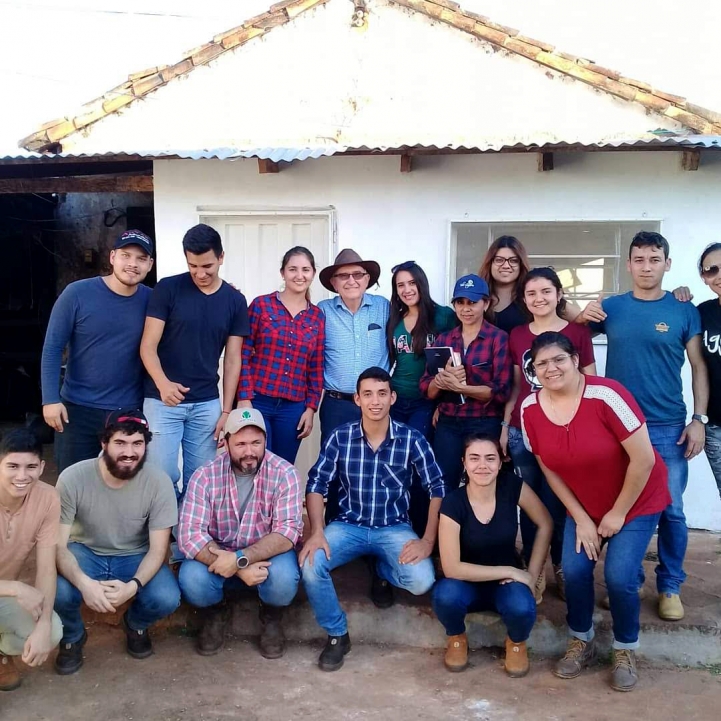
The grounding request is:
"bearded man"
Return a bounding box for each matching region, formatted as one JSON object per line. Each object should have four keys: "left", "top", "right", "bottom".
{"left": 177, "top": 408, "right": 302, "bottom": 659}
{"left": 54, "top": 410, "right": 180, "bottom": 675}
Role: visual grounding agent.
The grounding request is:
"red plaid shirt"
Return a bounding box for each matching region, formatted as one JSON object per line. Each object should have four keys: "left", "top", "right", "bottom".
{"left": 419, "top": 320, "right": 512, "bottom": 419}
{"left": 178, "top": 450, "right": 303, "bottom": 559}
{"left": 238, "top": 293, "right": 325, "bottom": 410}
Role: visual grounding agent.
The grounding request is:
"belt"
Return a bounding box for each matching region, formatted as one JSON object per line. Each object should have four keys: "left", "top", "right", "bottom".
{"left": 325, "top": 390, "right": 355, "bottom": 402}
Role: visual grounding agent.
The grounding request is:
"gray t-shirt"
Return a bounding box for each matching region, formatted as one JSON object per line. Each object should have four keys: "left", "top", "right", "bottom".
{"left": 234, "top": 470, "right": 255, "bottom": 520}
{"left": 57, "top": 459, "right": 178, "bottom": 556}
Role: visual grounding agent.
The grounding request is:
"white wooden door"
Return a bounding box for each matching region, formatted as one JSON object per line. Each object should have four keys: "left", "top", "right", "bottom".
{"left": 200, "top": 213, "right": 332, "bottom": 484}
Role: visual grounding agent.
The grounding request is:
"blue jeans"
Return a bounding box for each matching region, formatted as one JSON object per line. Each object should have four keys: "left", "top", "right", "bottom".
{"left": 391, "top": 397, "right": 436, "bottom": 536}
{"left": 143, "top": 397, "right": 221, "bottom": 502}
{"left": 433, "top": 415, "right": 502, "bottom": 492}
{"left": 641, "top": 423, "right": 688, "bottom": 594}
{"left": 563, "top": 513, "right": 660, "bottom": 650}
{"left": 54, "top": 543, "right": 181, "bottom": 644}
{"left": 251, "top": 394, "right": 306, "bottom": 464}
{"left": 178, "top": 549, "right": 300, "bottom": 608}
{"left": 508, "top": 426, "right": 566, "bottom": 567}
{"left": 432, "top": 578, "right": 536, "bottom": 643}
{"left": 704, "top": 423, "right": 721, "bottom": 500}
{"left": 301, "top": 522, "right": 435, "bottom": 636}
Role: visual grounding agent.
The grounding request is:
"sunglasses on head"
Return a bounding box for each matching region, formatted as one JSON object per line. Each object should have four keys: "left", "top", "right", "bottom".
{"left": 392, "top": 260, "right": 417, "bottom": 274}
{"left": 701, "top": 264, "right": 721, "bottom": 279}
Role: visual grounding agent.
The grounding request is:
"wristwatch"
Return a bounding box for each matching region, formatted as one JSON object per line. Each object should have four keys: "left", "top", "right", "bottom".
{"left": 235, "top": 551, "right": 250, "bottom": 570}
{"left": 692, "top": 414, "right": 709, "bottom": 425}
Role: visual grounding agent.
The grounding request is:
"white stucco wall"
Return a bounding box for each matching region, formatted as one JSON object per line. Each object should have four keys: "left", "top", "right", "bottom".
{"left": 153, "top": 150, "right": 721, "bottom": 530}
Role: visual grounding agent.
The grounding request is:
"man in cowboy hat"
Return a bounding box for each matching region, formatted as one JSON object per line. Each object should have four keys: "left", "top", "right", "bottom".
{"left": 317, "top": 249, "right": 392, "bottom": 606}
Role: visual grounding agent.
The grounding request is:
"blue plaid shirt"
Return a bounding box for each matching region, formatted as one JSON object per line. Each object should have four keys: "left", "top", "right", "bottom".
{"left": 306, "top": 419, "right": 445, "bottom": 527}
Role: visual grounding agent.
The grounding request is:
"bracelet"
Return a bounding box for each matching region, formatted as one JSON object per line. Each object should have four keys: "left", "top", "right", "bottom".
{"left": 221, "top": 411, "right": 230, "bottom": 415}
{"left": 130, "top": 577, "right": 144, "bottom": 591}
{"left": 500, "top": 421, "right": 510, "bottom": 428}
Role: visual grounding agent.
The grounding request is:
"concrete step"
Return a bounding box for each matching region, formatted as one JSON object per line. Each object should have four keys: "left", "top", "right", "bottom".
{"left": 85, "top": 532, "right": 721, "bottom": 667}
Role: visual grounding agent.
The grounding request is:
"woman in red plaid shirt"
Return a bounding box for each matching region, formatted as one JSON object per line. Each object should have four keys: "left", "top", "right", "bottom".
{"left": 237, "top": 247, "right": 325, "bottom": 463}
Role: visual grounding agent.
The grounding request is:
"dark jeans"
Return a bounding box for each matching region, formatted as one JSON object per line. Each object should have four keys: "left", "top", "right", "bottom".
{"left": 54, "top": 402, "right": 113, "bottom": 473}
{"left": 251, "top": 394, "right": 307, "bottom": 464}
{"left": 391, "top": 397, "right": 436, "bottom": 537}
{"left": 508, "top": 426, "right": 565, "bottom": 567}
{"left": 319, "top": 393, "right": 361, "bottom": 523}
{"left": 432, "top": 578, "right": 536, "bottom": 642}
{"left": 433, "top": 415, "right": 502, "bottom": 492}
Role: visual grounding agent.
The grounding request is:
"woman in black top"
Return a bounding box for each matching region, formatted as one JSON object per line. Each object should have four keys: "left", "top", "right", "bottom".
{"left": 432, "top": 435, "right": 552, "bottom": 677}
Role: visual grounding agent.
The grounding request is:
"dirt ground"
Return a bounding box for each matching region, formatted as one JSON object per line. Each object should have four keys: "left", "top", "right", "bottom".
{"left": 2, "top": 628, "right": 720, "bottom": 721}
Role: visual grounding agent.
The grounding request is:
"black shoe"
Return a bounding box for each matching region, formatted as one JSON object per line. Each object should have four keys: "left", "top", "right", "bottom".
{"left": 371, "top": 571, "right": 395, "bottom": 609}
{"left": 318, "top": 633, "right": 351, "bottom": 672}
{"left": 258, "top": 602, "right": 286, "bottom": 659}
{"left": 123, "top": 613, "right": 153, "bottom": 659}
{"left": 196, "top": 602, "right": 229, "bottom": 656}
{"left": 55, "top": 630, "right": 87, "bottom": 676}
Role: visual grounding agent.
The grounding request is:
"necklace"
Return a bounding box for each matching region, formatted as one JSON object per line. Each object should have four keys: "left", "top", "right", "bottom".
{"left": 549, "top": 376, "right": 585, "bottom": 431}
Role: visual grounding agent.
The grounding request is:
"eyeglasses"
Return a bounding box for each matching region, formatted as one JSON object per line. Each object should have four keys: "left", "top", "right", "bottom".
{"left": 701, "top": 264, "right": 721, "bottom": 279}
{"left": 492, "top": 256, "right": 521, "bottom": 268}
{"left": 392, "top": 260, "right": 417, "bottom": 274}
{"left": 332, "top": 271, "right": 369, "bottom": 282}
{"left": 533, "top": 353, "right": 572, "bottom": 371}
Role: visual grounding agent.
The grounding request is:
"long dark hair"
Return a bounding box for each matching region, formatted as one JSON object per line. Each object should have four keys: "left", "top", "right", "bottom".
{"left": 478, "top": 235, "right": 532, "bottom": 321}
{"left": 387, "top": 262, "right": 437, "bottom": 359}
{"left": 521, "top": 267, "right": 567, "bottom": 318}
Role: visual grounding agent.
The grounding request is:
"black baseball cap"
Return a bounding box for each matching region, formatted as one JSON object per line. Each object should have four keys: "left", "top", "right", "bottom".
{"left": 105, "top": 408, "right": 150, "bottom": 430}
{"left": 114, "top": 229, "right": 154, "bottom": 257}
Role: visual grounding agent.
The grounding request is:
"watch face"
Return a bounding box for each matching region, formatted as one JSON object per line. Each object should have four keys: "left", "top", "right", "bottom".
{"left": 236, "top": 554, "right": 249, "bottom": 569}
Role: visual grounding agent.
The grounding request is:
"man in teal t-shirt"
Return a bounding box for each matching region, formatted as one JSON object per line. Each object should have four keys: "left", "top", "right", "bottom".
{"left": 580, "top": 232, "right": 709, "bottom": 622}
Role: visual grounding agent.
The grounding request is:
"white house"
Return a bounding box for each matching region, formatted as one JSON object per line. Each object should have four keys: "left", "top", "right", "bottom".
{"left": 20, "top": 0, "right": 721, "bottom": 529}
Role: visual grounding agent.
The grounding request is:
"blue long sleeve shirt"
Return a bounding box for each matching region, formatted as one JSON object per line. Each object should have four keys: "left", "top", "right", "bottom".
{"left": 41, "top": 277, "right": 151, "bottom": 409}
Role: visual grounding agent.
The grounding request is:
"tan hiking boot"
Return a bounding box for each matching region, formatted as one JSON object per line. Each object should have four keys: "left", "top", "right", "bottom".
{"left": 610, "top": 649, "right": 638, "bottom": 692}
{"left": 658, "top": 593, "right": 684, "bottom": 621}
{"left": 0, "top": 654, "right": 21, "bottom": 692}
{"left": 444, "top": 633, "right": 468, "bottom": 672}
{"left": 534, "top": 571, "right": 546, "bottom": 605}
{"left": 553, "top": 564, "right": 566, "bottom": 602}
{"left": 504, "top": 638, "right": 529, "bottom": 678}
{"left": 553, "top": 637, "right": 597, "bottom": 679}
{"left": 600, "top": 586, "right": 647, "bottom": 610}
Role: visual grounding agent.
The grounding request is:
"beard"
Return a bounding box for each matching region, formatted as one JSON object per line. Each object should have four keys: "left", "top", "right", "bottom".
{"left": 102, "top": 448, "right": 147, "bottom": 481}
{"left": 230, "top": 454, "right": 261, "bottom": 475}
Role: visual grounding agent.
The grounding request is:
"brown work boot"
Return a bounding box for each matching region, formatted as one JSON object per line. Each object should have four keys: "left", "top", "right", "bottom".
{"left": 534, "top": 571, "right": 546, "bottom": 605}
{"left": 610, "top": 649, "right": 638, "bottom": 692}
{"left": 0, "top": 654, "right": 21, "bottom": 692}
{"left": 553, "top": 637, "right": 597, "bottom": 679}
{"left": 196, "top": 602, "right": 229, "bottom": 656}
{"left": 258, "top": 602, "right": 286, "bottom": 659}
{"left": 553, "top": 564, "right": 566, "bottom": 602}
{"left": 444, "top": 633, "right": 468, "bottom": 672}
{"left": 658, "top": 593, "right": 684, "bottom": 621}
{"left": 504, "top": 638, "right": 530, "bottom": 678}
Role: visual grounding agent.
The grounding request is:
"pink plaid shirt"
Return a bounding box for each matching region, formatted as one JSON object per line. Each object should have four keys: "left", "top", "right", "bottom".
{"left": 178, "top": 450, "right": 303, "bottom": 559}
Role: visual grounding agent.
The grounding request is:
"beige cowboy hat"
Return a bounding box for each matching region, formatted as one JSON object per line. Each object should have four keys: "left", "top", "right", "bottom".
{"left": 319, "top": 248, "right": 381, "bottom": 292}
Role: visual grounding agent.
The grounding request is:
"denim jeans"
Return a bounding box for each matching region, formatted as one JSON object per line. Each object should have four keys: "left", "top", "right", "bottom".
{"left": 641, "top": 423, "right": 688, "bottom": 594}
{"left": 54, "top": 402, "right": 112, "bottom": 473}
{"left": 143, "top": 397, "right": 221, "bottom": 502}
{"left": 432, "top": 578, "right": 536, "bottom": 642}
{"left": 391, "top": 397, "right": 436, "bottom": 536}
{"left": 319, "top": 394, "right": 361, "bottom": 522}
{"left": 563, "top": 513, "right": 660, "bottom": 650}
{"left": 508, "top": 426, "right": 566, "bottom": 567}
{"left": 251, "top": 394, "right": 306, "bottom": 464}
{"left": 301, "top": 521, "right": 435, "bottom": 636}
{"left": 54, "top": 543, "right": 181, "bottom": 644}
{"left": 704, "top": 423, "right": 721, "bottom": 500}
{"left": 178, "top": 549, "right": 300, "bottom": 608}
{"left": 433, "top": 415, "right": 502, "bottom": 492}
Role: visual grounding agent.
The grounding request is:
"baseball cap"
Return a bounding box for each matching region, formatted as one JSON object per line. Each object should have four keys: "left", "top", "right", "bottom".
{"left": 114, "top": 229, "right": 154, "bottom": 257}
{"left": 105, "top": 408, "right": 149, "bottom": 429}
{"left": 452, "top": 274, "right": 490, "bottom": 303}
{"left": 224, "top": 408, "right": 267, "bottom": 436}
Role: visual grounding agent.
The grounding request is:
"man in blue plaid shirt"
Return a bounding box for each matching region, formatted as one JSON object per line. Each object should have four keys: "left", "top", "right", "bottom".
{"left": 300, "top": 367, "right": 445, "bottom": 672}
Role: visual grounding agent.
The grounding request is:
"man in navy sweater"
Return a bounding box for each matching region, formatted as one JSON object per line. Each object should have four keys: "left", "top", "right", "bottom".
{"left": 41, "top": 230, "right": 154, "bottom": 472}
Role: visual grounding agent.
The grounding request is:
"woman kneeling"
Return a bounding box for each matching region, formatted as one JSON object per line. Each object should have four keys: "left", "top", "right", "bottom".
{"left": 432, "top": 435, "right": 552, "bottom": 677}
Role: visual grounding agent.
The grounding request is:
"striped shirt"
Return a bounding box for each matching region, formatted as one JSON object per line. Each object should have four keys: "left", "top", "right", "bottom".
{"left": 318, "top": 293, "right": 390, "bottom": 394}
{"left": 178, "top": 450, "right": 303, "bottom": 559}
{"left": 306, "top": 419, "right": 445, "bottom": 527}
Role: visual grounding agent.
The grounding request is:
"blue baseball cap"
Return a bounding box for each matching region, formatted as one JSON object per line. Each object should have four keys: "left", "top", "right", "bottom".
{"left": 452, "top": 274, "right": 490, "bottom": 302}
{"left": 114, "top": 229, "right": 154, "bottom": 257}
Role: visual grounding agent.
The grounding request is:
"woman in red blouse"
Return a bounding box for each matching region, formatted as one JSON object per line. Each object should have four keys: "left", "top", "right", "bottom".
{"left": 237, "top": 247, "right": 325, "bottom": 463}
{"left": 521, "top": 332, "right": 670, "bottom": 693}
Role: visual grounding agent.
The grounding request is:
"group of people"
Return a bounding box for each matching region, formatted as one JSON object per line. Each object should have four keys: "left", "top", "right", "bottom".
{"left": 1, "top": 223, "right": 719, "bottom": 695}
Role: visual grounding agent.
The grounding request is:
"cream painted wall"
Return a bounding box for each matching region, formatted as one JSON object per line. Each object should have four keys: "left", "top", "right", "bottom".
{"left": 153, "top": 151, "right": 721, "bottom": 530}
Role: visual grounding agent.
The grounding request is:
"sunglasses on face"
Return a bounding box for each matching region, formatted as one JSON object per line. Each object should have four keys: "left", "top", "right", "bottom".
{"left": 492, "top": 256, "right": 521, "bottom": 268}
{"left": 701, "top": 264, "right": 721, "bottom": 279}
{"left": 392, "top": 260, "right": 417, "bottom": 274}
{"left": 333, "top": 271, "right": 369, "bottom": 282}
